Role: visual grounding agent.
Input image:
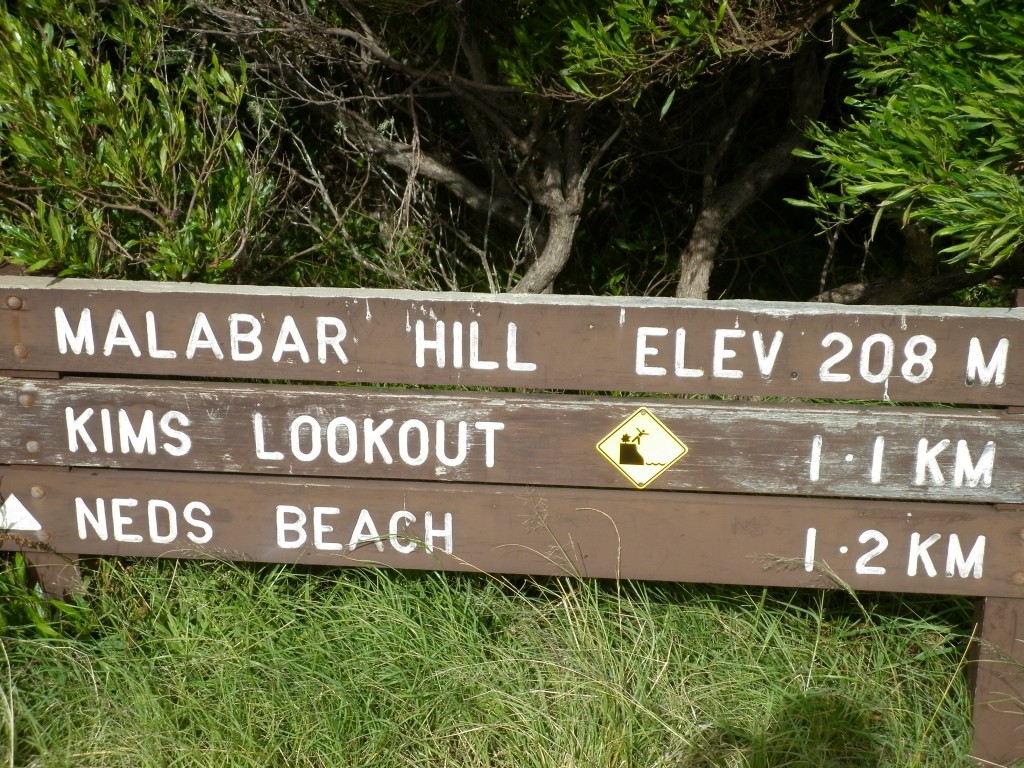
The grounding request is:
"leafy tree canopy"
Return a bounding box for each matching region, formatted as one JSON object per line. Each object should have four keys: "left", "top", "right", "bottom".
{"left": 0, "top": 0, "right": 1019, "bottom": 305}
{"left": 796, "top": 0, "right": 1024, "bottom": 275}
{"left": 0, "top": 0, "right": 274, "bottom": 280}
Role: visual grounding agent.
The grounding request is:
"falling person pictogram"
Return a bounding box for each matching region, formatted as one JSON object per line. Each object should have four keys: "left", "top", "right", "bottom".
{"left": 597, "top": 408, "right": 688, "bottom": 489}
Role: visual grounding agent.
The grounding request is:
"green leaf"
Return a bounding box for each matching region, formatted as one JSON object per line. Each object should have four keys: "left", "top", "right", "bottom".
{"left": 659, "top": 88, "right": 676, "bottom": 120}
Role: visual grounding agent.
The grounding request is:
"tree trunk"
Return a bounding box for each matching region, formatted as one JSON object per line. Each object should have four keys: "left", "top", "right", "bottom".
{"left": 675, "top": 47, "right": 827, "bottom": 299}
{"left": 675, "top": 210, "right": 724, "bottom": 299}
{"left": 511, "top": 210, "right": 581, "bottom": 294}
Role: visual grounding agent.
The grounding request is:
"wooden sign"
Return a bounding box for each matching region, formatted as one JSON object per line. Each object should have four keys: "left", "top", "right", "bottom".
{"left": 1, "top": 277, "right": 1022, "bottom": 765}
{"left": 2, "top": 276, "right": 1021, "bottom": 404}
{"left": 2, "top": 467, "right": 1022, "bottom": 599}
{"left": 3, "top": 377, "right": 1022, "bottom": 503}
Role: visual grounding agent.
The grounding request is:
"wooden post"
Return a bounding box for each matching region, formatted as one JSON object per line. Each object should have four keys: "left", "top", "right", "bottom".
{"left": 971, "top": 596, "right": 1024, "bottom": 766}
{"left": 22, "top": 549, "right": 82, "bottom": 599}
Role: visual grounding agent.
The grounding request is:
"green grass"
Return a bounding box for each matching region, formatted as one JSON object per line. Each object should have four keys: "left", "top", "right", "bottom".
{"left": 1, "top": 558, "right": 976, "bottom": 767}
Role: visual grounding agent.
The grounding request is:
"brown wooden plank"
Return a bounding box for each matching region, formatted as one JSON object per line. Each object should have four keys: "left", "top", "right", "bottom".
{"left": 2, "top": 277, "right": 1020, "bottom": 404}
{"left": 970, "top": 597, "right": 1024, "bottom": 766}
{"left": 2, "top": 467, "right": 1022, "bottom": 598}
{"left": 3, "top": 377, "right": 1022, "bottom": 503}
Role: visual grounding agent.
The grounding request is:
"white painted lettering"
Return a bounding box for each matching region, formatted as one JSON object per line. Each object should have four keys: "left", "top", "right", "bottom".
{"left": 908, "top": 532, "right": 941, "bottom": 577}
{"left": 713, "top": 329, "right": 745, "bottom": 379}
{"left": 276, "top": 505, "right": 306, "bottom": 548}
{"left": 946, "top": 534, "right": 985, "bottom": 579}
{"left": 55, "top": 307, "right": 94, "bottom": 355}
{"left": 506, "top": 323, "right": 537, "bottom": 372}
{"left": 398, "top": 420, "right": 430, "bottom": 466}
{"left": 290, "top": 415, "right": 322, "bottom": 462}
{"left": 424, "top": 511, "right": 454, "bottom": 553}
{"left": 76, "top": 497, "right": 211, "bottom": 544}
{"left": 327, "top": 417, "right": 358, "bottom": 463}
{"left": 809, "top": 434, "right": 822, "bottom": 482}
{"left": 901, "top": 335, "right": 936, "bottom": 383}
{"left": 389, "top": 510, "right": 418, "bottom": 554}
{"left": 914, "top": 438, "right": 950, "bottom": 486}
{"left": 229, "top": 313, "right": 263, "bottom": 362}
{"left": 469, "top": 322, "right": 499, "bottom": 370}
{"left": 415, "top": 320, "right": 446, "bottom": 368}
{"left": 673, "top": 329, "right": 704, "bottom": 378}
{"left": 435, "top": 421, "right": 469, "bottom": 467}
{"left": 253, "top": 412, "right": 285, "bottom": 461}
{"left": 271, "top": 315, "right": 310, "bottom": 363}
{"left": 67, "top": 408, "right": 188, "bottom": 456}
{"left": 99, "top": 408, "right": 114, "bottom": 453}
{"left": 820, "top": 332, "right": 853, "bottom": 382}
{"left": 253, "top": 415, "right": 502, "bottom": 470}
{"left": 966, "top": 337, "right": 1008, "bottom": 387}
{"left": 182, "top": 501, "right": 213, "bottom": 544}
{"left": 635, "top": 327, "right": 668, "bottom": 376}
{"left": 803, "top": 527, "right": 816, "bottom": 572}
{"left": 118, "top": 409, "right": 156, "bottom": 455}
{"left": 452, "top": 321, "right": 464, "bottom": 369}
{"left": 103, "top": 310, "right": 142, "bottom": 357}
{"left": 364, "top": 418, "right": 394, "bottom": 464}
{"left": 313, "top": 506, "right": 344, "bottom": 551}
{"left": 752, "top": 330, "right": 784, "bottom": 377}
{"left": 870, "top": 436, "right": 885, "bottom": 484}
{"left": 855, "top": 530, "right": 888, "bottom": 575}
{"left": 159, "top": 411, "right": 191, "bottom": 456}
{"left": 145, "top": 311, "right": 176, "bottom": 359}
{"left": 859, "top": 333, "right": 894, "bottom": 384}
{"left": 954, "top": 440, "right": 995, "bottom": 488}
{"left": 111, "top": 498, "right": 144, "bottom": 543}
{"left": 186, "top": 313, "right": 225, "bottom": 360}
{"left": 316, "top": 317, "right": 348, "bottom": 364}
{"left": 75, "top": 497, "right": 107, "bottom": 540}
{"left": 65, "top": 407, "right": 97, "bottom": 453}
{"left": 475, "top": 421, "right": 505, "bottom": 468}
{"left": 275, "top": 505, "right": 453, "bottom": 555}
{"left": 147, "top": 499, "right": 178, "bottom": 544}
{"left": 349, "top": 508, "right": 384, "bottom": 552}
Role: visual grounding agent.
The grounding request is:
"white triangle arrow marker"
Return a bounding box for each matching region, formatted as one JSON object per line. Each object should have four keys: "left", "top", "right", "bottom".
{"left": 0, "top": 494, "right": 43, "bottom": 532}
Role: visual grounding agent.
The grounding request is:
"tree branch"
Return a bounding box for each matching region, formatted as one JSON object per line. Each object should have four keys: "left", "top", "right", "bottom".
{"left": 675, "top": 48, "right": 828, "bottom": 299}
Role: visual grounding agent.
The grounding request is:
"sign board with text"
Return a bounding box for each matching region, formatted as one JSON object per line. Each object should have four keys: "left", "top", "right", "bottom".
{"left": 2, "top": 467, "right": 1021, "bottom": 599}
{"left": 0, "top": 277, "right": 1020, "bottom": 404}
{"left": 2, "top": 377, "right": 1021, "bottom": 503}
{"left": 1, "top": 277, "right": 1022, "bottom": 765}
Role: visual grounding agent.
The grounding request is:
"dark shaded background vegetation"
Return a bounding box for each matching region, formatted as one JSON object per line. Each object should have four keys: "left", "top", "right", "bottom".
{"left": 1, "top": 0, "right": 1021, "bottom": 305}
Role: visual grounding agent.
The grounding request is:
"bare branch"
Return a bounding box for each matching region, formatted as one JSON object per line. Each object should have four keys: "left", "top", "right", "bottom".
{"left": 675, "top": 47, "right": 828, "bottom": 299}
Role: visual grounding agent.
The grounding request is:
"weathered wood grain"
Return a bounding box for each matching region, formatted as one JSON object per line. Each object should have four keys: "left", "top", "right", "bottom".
{"left": 2, "top": 277, "right": 1020, "bottom": 404}
{"left": 4, "top": 377, "right": 1022, "bottom": 502}
{"left": 971, "top": 597, "right": 1024, "bottom": 765}
{"left": 2, "top": 467, "right": 1022, "bottom": 598}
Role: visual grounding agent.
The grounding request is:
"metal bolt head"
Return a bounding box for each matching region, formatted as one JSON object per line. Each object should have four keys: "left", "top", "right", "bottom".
{"left": 12, "top": 344, "right": 28, "bottom": 360}
{"left": 25, "top": 439, "right": 41, "bottom": 453}
{"left": 17, "top": 392, "right": 34, "bottom": 407}
{"left": 6, "top": 296, "right": 23, "bottom": 310}
{"left": 30, "top": 485, "right": 45, "bottom": 499}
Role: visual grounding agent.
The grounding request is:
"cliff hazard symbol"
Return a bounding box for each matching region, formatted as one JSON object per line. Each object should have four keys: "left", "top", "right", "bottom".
{"left": 596, "top": 408, "right": 688, "bottom": 489}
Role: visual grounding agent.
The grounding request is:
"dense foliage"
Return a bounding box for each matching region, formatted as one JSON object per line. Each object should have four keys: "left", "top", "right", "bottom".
{"left": 0, "top": 0, "right": 274, "bottom": 280}
{"left": 0, "top": 0, "right": 1019, "bottom": 302}
{"left": 797, "top": 0, "right": 1024, "bottom": 277}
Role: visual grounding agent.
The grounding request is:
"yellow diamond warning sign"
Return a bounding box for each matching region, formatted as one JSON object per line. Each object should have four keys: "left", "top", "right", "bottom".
{"left": 597, "top": 408, "right": 688, "bottom": 489}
